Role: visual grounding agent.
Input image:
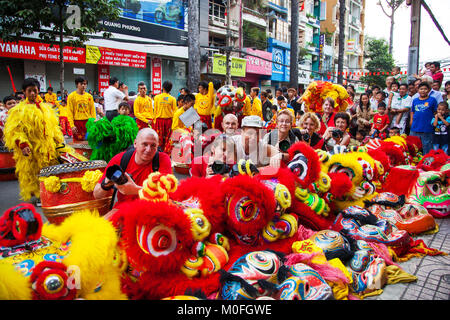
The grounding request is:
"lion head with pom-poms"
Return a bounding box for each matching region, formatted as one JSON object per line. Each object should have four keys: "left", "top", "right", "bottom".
{"left": 301, "top": 81, "right": 349, "bottom": 114}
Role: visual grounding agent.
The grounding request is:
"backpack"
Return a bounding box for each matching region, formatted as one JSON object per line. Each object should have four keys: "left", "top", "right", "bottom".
{"left": 109, "top": 146, "right": 160, "bottom": 209}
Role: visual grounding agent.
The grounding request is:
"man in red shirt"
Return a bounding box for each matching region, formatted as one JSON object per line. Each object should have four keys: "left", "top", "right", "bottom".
{"left": 370, "top": 102, "right": 390, "bottom": 139}
{"left": 430, "top": 61, "right": 444, "bottom": 86}
{"left": 94, "top": 128, "right": 173, "bottom": 218}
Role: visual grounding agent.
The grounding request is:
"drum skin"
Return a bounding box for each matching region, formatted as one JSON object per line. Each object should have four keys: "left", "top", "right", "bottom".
{"left": 68, "top": 141, "right": 93, "bottom": 159}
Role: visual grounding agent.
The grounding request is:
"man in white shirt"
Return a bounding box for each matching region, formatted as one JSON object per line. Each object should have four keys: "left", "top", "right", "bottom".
{"left": 390, "top": 83, "right": 412, "bottom": 134}
{"left": 103, "top": 77, "right": 128, "bottom": 121}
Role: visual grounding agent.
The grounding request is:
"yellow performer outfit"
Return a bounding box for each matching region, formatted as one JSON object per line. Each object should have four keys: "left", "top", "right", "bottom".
{"left": 4, "top": 100, "right": 64, "bottom": 201}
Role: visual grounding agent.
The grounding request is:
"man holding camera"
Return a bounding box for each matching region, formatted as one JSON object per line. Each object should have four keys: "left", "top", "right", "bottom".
{"left": 190, "top": 134, "right": 237, "bottom": 178}
{"left": 322, "top": 112, "right": 351, "bottom": 151}
{"left": 93, "top": 128, "right": 173, "bottom": 218}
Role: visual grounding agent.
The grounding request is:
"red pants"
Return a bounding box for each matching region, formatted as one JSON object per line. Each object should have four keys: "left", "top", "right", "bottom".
{"left": 59, "top": 116, "right": 72, "bottom": 137}
{"left": 73, "top": 119, "right": 88, "bottom": 141}
{"left": 136, "top": 118, "right": 152, "bottom": 130}
{"left": 154, "top": 118, "right": 173, "bottom": 150}
{"left": 199, "top": 114, "right": 212, "bottom": 129}
{"left": 214, "top": 114, "right": 224, "bottom": 132}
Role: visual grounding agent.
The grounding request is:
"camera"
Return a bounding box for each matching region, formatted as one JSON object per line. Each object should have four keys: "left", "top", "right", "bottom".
{"left": 332, "top": 129, "right": 344, "bottom": 139}
{"left": 105, "top": 164, "right": 128, "bottom": 185}
{"left": 279, "top": 140, "right": 291, "bottom": 152}
{"left": 301, "top": 132, "right": 311, "bottom": 142}
{"left": 211, "top": 161, "right": 231, "bottom": 175}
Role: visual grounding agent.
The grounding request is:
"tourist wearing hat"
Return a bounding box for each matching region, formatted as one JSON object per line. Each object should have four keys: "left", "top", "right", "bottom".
{"left": 231, "top": 115, "right": 281, "bottom": 168}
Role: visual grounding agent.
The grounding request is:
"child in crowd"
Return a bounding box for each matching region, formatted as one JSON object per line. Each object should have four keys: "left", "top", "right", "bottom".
{"left": 388, "top": 81, "right": 402, "bottom": 126}
{"left": 370, "top": 102, "right": 390, "bottom": 139}
{"left": 388, "top": 127, "right": 401, "bottom": 137}
{"left": 431, "top": 101, "right": 450, "bottom": 154}
{"left": 172, "top": 93, "right": 196, "bottom": 131}
{"left": 349, "top": 129, "right": 368, "bottom": 148}
{"left": 58, "top": 99, "right": 72, "bottom": 138}
{"left": 94, "top": 96, "right": 105, "bottom": 120}
{"left": 370, "top": 91, "right": 386, "bottom": 115}
{"left": 118, "top": 102, "right": 131, "bottom": 116}
{"left": 0, "top": 96, "right": 17, "bottom": 143}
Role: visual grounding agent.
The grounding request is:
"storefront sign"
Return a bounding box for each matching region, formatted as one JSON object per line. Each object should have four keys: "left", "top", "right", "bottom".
{"left": 98, "top": 65, "right": 110, "bottom": 96}
{"left": 212, "top": 54, "right": 247, "bottom": 78}
{"left": 86, "top": 45, "right": 147, "bottom": 69}
{"left": 318, "top": 34, "right": 325, "bottom": 72}
{"left": 244, "top": 48, "right": 272, "bottom": 75}
{"left": 346, "top": 39, "right": 355, "bottom": 53}
{"left": 151, "top": 57, "right": 162, "bottom": 95}
{"left": 0, "top": 39, "right": 85, "bottom": 63}
{"left": 298, "top": 69, "right": 312, "bottom": 85}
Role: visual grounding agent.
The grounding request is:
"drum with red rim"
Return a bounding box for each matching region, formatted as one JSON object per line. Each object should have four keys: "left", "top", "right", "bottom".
{"left": 39, "top": 160, "right": 111, "bottom": 225}
{"left": 0, "top": 145, "right": 16, "bottom": 181}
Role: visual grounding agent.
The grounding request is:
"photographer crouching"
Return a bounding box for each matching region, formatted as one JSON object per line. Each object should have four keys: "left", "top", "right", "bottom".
{"left": 322, "top": 112, "right": 351, "bottom": 152}
{"left": 93, "top": 128, "right": 173, "bottom": 219}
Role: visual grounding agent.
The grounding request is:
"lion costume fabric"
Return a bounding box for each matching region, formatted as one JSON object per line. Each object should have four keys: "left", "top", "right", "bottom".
{"left": 300, "top": 81, "right": 349, "bottom": 114}
{"left": 4, "top": 100, "right": 64, "bottom": 201}
{"left": 0, "top": 204, "right": 126, "bottom": 300}
{"left": 86, "top": 115, "right": 138, "bottom": 162}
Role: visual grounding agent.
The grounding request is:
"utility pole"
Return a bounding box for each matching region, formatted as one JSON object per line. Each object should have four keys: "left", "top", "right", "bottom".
{"left": 337, "top": 0, "right": 346, "bottom": 84}
{"left": 225, "top": 0, "right": 232, "bottom": 85}
{"left": 188, "top": 0, "right": 201, "bottom": 92}
{"left": 406, "top": 0, "right": 420, "bottom": 83}
{"left": 289, "top": 0, "right": 299, "bottom": 89}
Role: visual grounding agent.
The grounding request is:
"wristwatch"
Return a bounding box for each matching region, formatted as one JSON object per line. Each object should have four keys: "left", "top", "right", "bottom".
{"left": 100, "top": 178, "right": 114, "bottom": 191}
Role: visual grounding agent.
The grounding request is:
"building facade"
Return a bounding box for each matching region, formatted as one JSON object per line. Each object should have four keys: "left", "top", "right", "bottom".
{"left": 320, "top": 0, "right": 366, "bottom": 85}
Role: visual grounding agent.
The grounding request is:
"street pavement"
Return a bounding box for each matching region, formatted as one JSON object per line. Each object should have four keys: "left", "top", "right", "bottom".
{"left": 0, "top": 174, "right": 448, "bottom": 300}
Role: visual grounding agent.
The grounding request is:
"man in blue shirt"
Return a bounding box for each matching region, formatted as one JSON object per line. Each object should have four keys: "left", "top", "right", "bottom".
{"left": 410, "top": 82, "right": 438, "bottom": 155}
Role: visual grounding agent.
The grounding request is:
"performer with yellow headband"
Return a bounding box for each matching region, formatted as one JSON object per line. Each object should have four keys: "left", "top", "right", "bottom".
{"left": 4, "top": 78, "right": 64, "bottom": 202}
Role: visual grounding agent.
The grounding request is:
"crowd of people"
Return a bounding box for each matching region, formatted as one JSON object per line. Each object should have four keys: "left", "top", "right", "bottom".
{"left": 0, "top": 61, "right": 448, "bottom": 208}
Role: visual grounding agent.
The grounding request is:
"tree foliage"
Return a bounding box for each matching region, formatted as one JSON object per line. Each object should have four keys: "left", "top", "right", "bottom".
{"left": 242, "top": 21, "right": 267, "bottom": 50}
{"left": 0, "top": 0, "right": 120, "bottom": 47}
{"left": 360, "top": 37, "right": 395, "bottom": 89}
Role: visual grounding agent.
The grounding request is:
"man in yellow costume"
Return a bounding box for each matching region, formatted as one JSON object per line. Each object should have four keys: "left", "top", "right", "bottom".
{"left": 194, "top": 81, "right": 215, "bottom": 129}
{"left": 44, "top": 86, "right": 57, "bottom": 106}
{"left": 248, "top": 87, "right": 263, "bottom": 120}
{"left": 4, "top": 78, "right": 64, "bottom": 202}
{"left": 67, "top": 76, "right": 96, "bottom": 141}
{"left": 134, "top": 81, "right": 154, "bottom": 130}
{"left": 153, "top": 80, "right": 177, "bottom": 151}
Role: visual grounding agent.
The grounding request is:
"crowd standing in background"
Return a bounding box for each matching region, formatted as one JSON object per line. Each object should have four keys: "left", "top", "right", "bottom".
{"left": 0, "top": 61, "right": 449, "bottom": 181}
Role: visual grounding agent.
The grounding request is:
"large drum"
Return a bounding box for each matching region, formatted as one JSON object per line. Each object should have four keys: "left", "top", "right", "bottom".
{"left": 0, "top": 145, "right": 16, "bottom": 181}
{"left": 68, "top": 141, "right": 93, "bottom": 159}
{"left": 39, "top": 160, "right": 111, "bottom": 225}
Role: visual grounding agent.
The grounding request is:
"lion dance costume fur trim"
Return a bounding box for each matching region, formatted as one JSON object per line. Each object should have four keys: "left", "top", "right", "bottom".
{"left": 4, "top": 100, "right": 64, "bottom": 201}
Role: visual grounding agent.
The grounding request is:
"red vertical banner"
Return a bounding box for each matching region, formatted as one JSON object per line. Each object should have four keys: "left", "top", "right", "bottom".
{"left": 151, "top": 57, "right": 162, "bottom": 95}
{"left": 98, "top": 65, "right": 110, "bottom": 96}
